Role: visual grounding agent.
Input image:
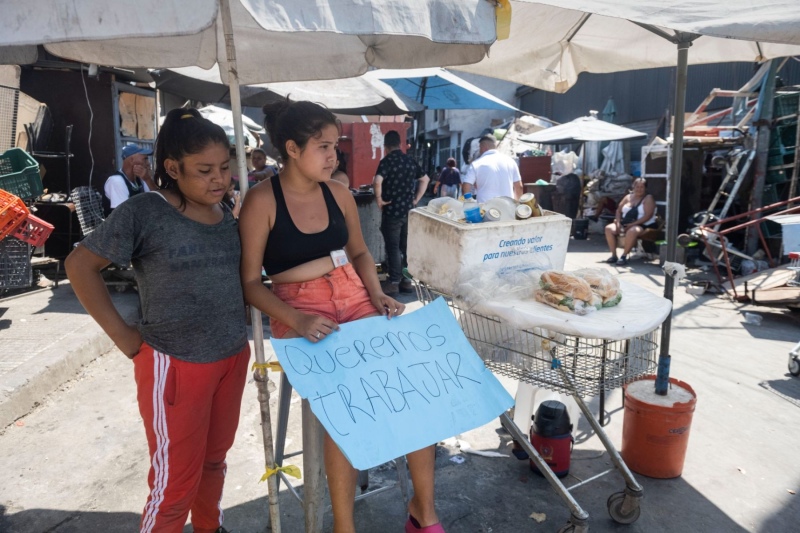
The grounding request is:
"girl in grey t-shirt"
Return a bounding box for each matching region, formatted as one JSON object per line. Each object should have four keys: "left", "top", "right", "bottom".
{"left": 66, "top": 108, "right": 247, "bottom": 533}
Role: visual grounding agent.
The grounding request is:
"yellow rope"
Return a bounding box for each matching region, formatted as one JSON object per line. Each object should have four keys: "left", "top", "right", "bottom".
{"left": 251, "top": 361, "right": 282, "bottom": 372}
{"left": 260, "top": 464, "right": 302, "bottom": 483}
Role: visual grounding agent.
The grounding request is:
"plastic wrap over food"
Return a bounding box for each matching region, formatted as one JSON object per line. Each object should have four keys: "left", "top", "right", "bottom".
{"left": 453, "top": 256, "right": 558, "bottom": 309}
{"left": 474, "top": 279, "right": 670, "bottom": 340}
{"left": 573, "top": 268, "right": 622, "bottom": 308}
{"left": 535, "top": 270, "right": 599, "bottom": 315}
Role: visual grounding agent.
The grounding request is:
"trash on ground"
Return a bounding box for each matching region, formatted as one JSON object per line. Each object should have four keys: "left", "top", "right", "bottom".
{"left": 442, "top": 436, "right": 509, "bottom": 458}
{"left": 743, "top": 312, "right": 762, "bottom": 326}
{"left": 529, "top": 512, "right": 546, "bottom": 523}
{"left": 450, "top": 455, "right": 466, "bottom": 464}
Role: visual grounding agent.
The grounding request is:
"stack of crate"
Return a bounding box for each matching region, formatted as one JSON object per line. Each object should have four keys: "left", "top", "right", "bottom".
{"left": 767, "top": 92, "right": 799, "bottom": 197}
{"left": 0, "top": 147, "right": 45, "bottom": 291}
{"left": 762, "top": 92, "right": 800, "bottom": 250}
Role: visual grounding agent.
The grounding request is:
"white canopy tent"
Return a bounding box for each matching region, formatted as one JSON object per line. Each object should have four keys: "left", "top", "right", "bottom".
{"left": 457, "top": 0, "right": 800, "bottom": 93}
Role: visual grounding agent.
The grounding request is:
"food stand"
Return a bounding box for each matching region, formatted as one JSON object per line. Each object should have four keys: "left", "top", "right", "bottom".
{"left": 408, "top": 203, "right": 671, "bottom": 532}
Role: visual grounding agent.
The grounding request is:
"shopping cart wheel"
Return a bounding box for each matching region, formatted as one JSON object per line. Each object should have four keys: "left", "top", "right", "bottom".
{"left": 607, "top": 491, "right": 641, "bottom": 524}
{"left": 789, "top": 356, "right": 800, "bottom": 377}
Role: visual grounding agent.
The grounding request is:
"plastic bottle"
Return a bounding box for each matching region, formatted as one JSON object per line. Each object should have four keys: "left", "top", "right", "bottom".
{"left": 483, "top": 196, "right": 516, "bottom": 221}
{"left": 463, "top": 192, "right": 482, "bottom": 223}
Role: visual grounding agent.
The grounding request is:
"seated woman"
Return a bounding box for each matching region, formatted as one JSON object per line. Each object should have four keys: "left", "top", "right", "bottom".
{"left": 604, "top": 178, "right": 657, "bottom": 266}
{"left": 239, "top": 99, "right": 445, "bottom": 533}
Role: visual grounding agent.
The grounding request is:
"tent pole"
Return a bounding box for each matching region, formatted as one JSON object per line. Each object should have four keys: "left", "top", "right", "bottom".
{"left": 655, "top": 36, "right": 692, "bottom": 396}
{"left": 220, "top": 0, "right": 282, "bottom": 530}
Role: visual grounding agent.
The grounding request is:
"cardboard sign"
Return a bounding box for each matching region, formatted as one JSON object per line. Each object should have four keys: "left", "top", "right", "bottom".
{"left": 272, "top": 297, "right": 514, "bottom": 470}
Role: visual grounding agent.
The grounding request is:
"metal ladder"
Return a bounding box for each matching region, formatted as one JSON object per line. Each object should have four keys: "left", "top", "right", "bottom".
{"left": 694, "top": 148, "right": 757, "bottom": 264}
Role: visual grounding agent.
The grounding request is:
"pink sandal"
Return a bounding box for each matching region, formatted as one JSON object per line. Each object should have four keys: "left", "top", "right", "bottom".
{"left": 405, "top": 515, "right": 446, "bottom": 533}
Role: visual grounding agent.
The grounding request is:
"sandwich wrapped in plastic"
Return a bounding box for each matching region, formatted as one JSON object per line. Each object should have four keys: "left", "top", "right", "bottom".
{"left": 534, "top": 270, "right": 598, "bottom": 315}
{"left": 574, "top": 268, "right": 623, "bottom": 308}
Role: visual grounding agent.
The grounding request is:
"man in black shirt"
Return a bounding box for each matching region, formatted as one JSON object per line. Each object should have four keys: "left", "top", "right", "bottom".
{"left": 373, "top": 130, "right": 430, "bottom": 295}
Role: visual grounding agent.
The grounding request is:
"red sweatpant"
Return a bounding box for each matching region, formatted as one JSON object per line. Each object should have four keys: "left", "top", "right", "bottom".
{"left": 133, "top": 343, "right": 251, "bottom": 533}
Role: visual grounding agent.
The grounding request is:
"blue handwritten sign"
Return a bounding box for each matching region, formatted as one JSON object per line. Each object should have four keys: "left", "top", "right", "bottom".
{"left": 271, "top": 297, "right": 514, "bottom": 470}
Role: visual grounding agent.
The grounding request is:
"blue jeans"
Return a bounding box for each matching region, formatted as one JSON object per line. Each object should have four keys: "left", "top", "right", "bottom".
{"left": 440, "top": 184, "right": 459, "bottom": 199}
{"left": 380, "top": 213, "right": 408, "bottom": 283}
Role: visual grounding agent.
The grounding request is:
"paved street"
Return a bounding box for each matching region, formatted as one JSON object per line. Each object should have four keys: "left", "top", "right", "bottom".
{"left": 1, "top": 236, "right": 798, "bottom": 533}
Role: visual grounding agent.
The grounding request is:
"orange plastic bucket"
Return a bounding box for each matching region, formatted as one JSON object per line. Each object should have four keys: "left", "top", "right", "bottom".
{"left": 621, "top": 376, "right": 697, "bottom": 479}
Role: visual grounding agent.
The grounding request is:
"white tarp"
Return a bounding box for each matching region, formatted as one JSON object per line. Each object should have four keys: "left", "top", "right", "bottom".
{"left": 2, "top": 0, "right": 495, "bottom": 83}
{"left": 476, "top": 280, "right": 672, "bottom": 341}
{"left": 456, "top": 0, "right": 800, "bottom": 93}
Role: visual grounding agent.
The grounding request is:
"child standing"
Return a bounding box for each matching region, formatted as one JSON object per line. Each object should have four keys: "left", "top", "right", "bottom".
{"left": 65, "top": 108, "right": 249, "bottom": 533}
{"left": 238, "top": 100, "right": 445, "bottom": 533}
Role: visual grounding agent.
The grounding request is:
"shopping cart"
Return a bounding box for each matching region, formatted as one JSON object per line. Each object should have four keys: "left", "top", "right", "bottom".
{"left": 789, "top": 341, "right": 800, "bottom": 377}
{"left": 415, "top": 281, "right": 661, "bottom": 533}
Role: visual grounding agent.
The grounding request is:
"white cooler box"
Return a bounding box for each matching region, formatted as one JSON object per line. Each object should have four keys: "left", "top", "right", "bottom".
{"left": 407, "top": 208, "right": 572, "bottom": 294}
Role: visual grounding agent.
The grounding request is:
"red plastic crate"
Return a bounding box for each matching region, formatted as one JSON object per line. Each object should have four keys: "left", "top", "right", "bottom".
{"left": 12, "top": 213, "right": 54, "bottom": 247}
{"left": 0, "top": 189, "right": 29, "bottom": 240}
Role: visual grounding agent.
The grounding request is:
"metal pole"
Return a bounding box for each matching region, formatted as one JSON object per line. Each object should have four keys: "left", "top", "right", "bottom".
{"left": 655, "top": 36, "right": 692, "bottom": 396}
{"left": 745, "top": 60, "right": 777, "bottom": 255}
{"left": 220, "top": 0, "right": 281, "bottom": 530}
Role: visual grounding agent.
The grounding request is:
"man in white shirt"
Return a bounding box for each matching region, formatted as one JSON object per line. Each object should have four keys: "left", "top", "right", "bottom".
{"left": 103, "top": 143, "right": 154, "bottom": 215}
{"left": 462, "top": 134, "right": 523, "bottom": 202}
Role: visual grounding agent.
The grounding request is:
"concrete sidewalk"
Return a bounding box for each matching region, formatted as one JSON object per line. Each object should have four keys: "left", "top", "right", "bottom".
{"left": 1, "top": 236, "right": 799, "bottom": 532}
{"left": 0, "top": 283, "right": 140, "bottom": 428}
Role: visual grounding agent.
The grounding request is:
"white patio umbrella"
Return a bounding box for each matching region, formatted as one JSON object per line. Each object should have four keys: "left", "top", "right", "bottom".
{"left": 518, "top": 116, "right": 646, "bottom": 144}
{"left": 152, "top": 66, "right": 424, "bottom": 115}
{"left": 4, "top": 1, "right": 496, "bottom": 83}
{"left": 457, "top": 0, "right": 800, "bottom": 94}
{"left": 0, "top": 2, "right": 498, "bottom": 530}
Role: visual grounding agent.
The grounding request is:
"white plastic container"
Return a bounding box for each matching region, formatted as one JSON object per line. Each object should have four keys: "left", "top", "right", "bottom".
{"left": 407, "top": 207, "right": 572, "bottom": 294}
{"left": 513, "top": 382, "right": 581, "bottom": 438}
{"left": 427, "top": 197, "right": 464, "bottom": 220}
{"left": 483, "top": 196, "right": 517, "bottom": 221}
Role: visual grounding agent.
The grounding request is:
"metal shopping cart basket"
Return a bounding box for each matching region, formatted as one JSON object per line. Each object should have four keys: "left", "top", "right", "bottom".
{"left": 415, "top": 281, "right": 665, "bottom": 533}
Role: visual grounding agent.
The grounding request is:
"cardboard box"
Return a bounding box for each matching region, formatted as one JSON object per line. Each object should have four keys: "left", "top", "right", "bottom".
{"left": 407, "top": 208, "right": 572, "bottom": 294}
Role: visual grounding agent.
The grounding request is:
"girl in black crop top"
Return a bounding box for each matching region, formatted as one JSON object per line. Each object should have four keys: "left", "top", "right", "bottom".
{"left": 238, "top": 100, "right": 445, "bottom": 533}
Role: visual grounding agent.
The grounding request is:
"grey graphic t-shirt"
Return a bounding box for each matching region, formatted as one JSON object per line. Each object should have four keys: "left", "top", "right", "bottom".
{"left": 81, "top": 192, "right": 248, "bottom": 363}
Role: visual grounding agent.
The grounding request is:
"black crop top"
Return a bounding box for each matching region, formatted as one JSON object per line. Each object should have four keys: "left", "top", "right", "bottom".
{"left": 263, "top": 175, "right": 349, "bottom": 275}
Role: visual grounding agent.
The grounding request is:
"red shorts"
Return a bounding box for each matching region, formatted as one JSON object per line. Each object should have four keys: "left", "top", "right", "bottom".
{"left": 270, "top": 263, "right": 380, "bottom": 339}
